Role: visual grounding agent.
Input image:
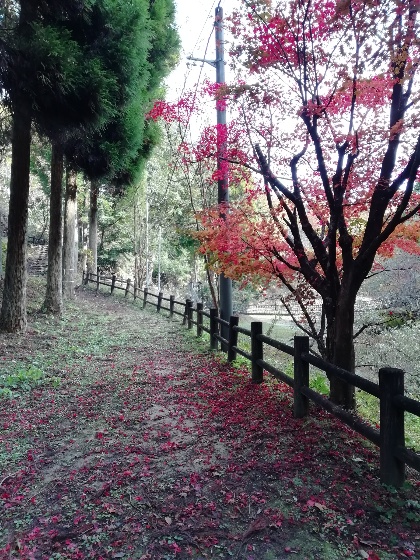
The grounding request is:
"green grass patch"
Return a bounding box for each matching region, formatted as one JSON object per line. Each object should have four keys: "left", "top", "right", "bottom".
{"left": 0, "top": 365, "right": 60, "bottom": 397}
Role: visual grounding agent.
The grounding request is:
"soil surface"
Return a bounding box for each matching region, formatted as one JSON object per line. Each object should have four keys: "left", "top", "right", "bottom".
{"left": 0, "top": 280, "right": 419, "bottom": 559}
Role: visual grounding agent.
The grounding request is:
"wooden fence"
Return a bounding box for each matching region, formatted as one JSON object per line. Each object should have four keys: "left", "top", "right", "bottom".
{"left": 83, "top": 270, "right": 420, "bottom": 488}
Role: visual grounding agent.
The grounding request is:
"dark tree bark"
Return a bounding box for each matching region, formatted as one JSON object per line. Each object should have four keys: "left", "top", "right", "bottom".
{"left": 0, "top": 101, "right": 32, "bottom": 332}
{"left": 204, "top": 254, "right": 219, "bottom": 312}
{"left": 43, "top": 141, "right": 64, "bottom": 315}
{"left": 43, "top": 140, "right": 64, "bottom": 314}
{"left": 0, "top": 0, "right": 36, "bottom": 332}
{"left": 87, "top": 179, "right": 99, "bottom": 275}
{"left": 325, "top": 291, "right": 356, "bottom": 408}
{"left": 62, "top": 166, "right": 77, "bottom": 299}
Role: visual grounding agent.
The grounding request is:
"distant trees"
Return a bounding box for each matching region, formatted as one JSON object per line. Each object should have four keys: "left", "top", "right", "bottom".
{"left": 0, "top": 0, "right": 179, "bottom": 330}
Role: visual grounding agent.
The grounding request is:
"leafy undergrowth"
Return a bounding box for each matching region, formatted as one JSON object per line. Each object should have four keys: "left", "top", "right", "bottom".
{"left": 0, "top": 280, "right": 419, "bottom": 560}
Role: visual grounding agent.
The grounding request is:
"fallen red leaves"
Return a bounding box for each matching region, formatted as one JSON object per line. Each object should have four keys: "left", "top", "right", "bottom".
{"left": 0, "top": 287, "right": 418, "bottom": 559}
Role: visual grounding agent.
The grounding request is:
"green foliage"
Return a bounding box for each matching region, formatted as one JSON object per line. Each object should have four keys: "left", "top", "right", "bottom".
{"left": 374, "top": 493, "right": 420, "bottom": 524}
{"left": 404, "top": 412, "right": 420, "bottom": 450}
{"left": 356, "top": 389, "right": 420, "bottom": 450}
{"left": 231, "top": 354, "right": 251, "bottom": 370}
{"left": 148, "top": 0, "right": 179, "bottom": 70}
{"left": 0, "top": 365, "right": 52, "bottom": 396}
{"left": 310, "top": 371, "right": 329, "bottom": 396}
{"left": 284, "top": 361, "right": 294, "bottom": 378}
{"left": 0, "top": 387, "right": 14, "bottom": 398}
{"left": 29, "top": 139, "right": 51, "bottom": 195}
{"left": 65, "top": 0, "right": 179, "bottom": 188}
{"left": 383, "top": 310, "right": 418, "bottom": 329}
{"left": 2, "top": 2, "right": 117, "bottom": 136}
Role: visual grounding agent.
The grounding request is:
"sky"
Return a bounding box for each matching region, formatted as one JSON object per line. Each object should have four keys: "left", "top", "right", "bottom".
{"left": 166, "top": 0, "right": 241, "bottom": 102}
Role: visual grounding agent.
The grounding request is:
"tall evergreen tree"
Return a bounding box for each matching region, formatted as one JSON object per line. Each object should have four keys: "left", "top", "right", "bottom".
{"left": 0, "top": 0, "right": 179, "bottom": 327}
{"left": 64, "top": 0, "right": 179, "bottom": 282}
{"left": 0, "top": 0, "right": 115, "bottom": 329}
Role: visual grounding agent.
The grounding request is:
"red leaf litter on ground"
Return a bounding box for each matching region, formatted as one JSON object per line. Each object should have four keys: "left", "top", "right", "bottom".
{"left": 0, "top": 285, "right": 418, "bottom": 559}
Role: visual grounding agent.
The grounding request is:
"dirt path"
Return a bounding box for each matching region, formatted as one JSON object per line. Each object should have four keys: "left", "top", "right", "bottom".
{"left": 0, "top": 284, "right": 419, "bottom": 559}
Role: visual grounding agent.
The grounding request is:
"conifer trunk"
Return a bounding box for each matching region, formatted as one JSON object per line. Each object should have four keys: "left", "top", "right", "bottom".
{"left": 0, "top": 102, "right": 32, "bottom": 332}
{"left": 43, "top": 140, "right": 64, "bottom": 314}
{"left": 87, "top": 180, "right": 99, "bottom": 276}
{"left": 63, "top": 166, "right": 77, "bottom": 299}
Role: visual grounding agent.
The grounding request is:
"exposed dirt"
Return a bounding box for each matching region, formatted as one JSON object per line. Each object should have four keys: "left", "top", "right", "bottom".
{"left": 0, "top": 281, "right": 419, "bottom": 559}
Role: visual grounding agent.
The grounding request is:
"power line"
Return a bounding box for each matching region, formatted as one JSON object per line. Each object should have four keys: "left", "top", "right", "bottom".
{"left": 189, "top": 0, "right": 217, "bottom": 59}
{"left": 160, "top": 4, "right": 219, "bottom": 202}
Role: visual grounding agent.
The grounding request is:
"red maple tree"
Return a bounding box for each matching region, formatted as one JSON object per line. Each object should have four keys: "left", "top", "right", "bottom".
{"left": 152, "top": 0, "right": 420, "bottom": 408}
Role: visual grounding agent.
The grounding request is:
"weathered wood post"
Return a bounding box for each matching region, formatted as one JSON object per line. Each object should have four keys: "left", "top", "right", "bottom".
{"left": 182, "top": 299, "right": 192, "bottom": 329}
{"left": 169, "top": 295, "right": 175, "bottom": 318}
{"left": 209, "top": 308, "right": 219, "bottom": 351}
{"left": 143, "top": 288, "right": 148, "bottom": 309}
{"left": 183, "top": 299, "right": 190, "bottom": 326}
{"left": 157, "top": 292, "right": 163, "bottom": 313}
{"left": 125, "top": 278, "right": 131, "bottom": 297}
{"left": 111, "top": 274, "right": 116, "bottom": 295}
{"left": 187, "top": 300, "right": 193, "bottom": 329}
{"left": 228, "top": 315, "right": 239, "bottom": 363}
{"left": 293, "top": 336, "right": 310, "bottom": 418}
{"left": 197, "top": 302, "right": 203, "bottom": 337}
{"left": 251, "top": 322, "right": 263, "bottom": 383}
{"left": 379, "top": 367, "right": 405, "bottom": 487}
{"left": 82, "top": 270, "right": 85, "bottom": 284}
{"left": 96, "top": 267, "right": 100, "bottom": 292}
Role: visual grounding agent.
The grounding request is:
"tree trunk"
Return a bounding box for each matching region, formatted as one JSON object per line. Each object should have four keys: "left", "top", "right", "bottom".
{"left": 62, "top": 166, "right": 77, "bottom": 299}
{"left": 325, "top": 290, "right": 356, "bottom": 409}
{"left": 87, "top": 179, "right": 99, "bottom": 275}
{"left": 204, "top": 254, "right": 219, "bottom": 311}
{"left": 0, "top": 209, "right": 3, "bottom": 279}
{"left": 0, "top": 102, "right": 32, "bottom": 332}
{"left": 43, "top": 140, "right": 64, "bottom": 314}
{"left": 78, "top": 190, "right": 88, "bottom": 276}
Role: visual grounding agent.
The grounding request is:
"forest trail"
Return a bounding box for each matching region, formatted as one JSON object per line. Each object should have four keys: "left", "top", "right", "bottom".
{"left": 0, "top": 281, "right": 418, "bottom": 559}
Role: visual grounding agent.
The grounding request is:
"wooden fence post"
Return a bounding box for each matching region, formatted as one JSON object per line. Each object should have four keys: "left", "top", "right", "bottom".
{"left": 125, "top": 278, "right": 131, "bottom": 297}
{"left": 169, "top": 295, "right": 175, "bottom": 317}
{"left": 111, "top": 274, "right": 116, "bottom": 294}
{"left": 228, "top": 316, "right": 239, "bottom": 363}
{"left": 197, "top": 302, "right": 203, "bottom": 337}
{"left": 96, "top": 267, "right": 100, "bottom": 292}
{"left": 143, "top": 288, "right": 148, "bottom": 309}
{"left": 251, "top": 322, "right": 263, "bottom": 383}
{"left": 182, "top": 300, "right": 187, "bottom": 324}
{"left": 157, "top": 292, "right": 163, "bottom": 313}
{"left": 379, "top": 367, "right": 405, "bottom": 487}
{"left": 209, "top": 308, "right": 218, "bottom": 350}
{"left": 187, "top": 300, "right": 193, "bottom": 329}
{"left": 294, "top": 336, "right": 310, "bottom": 418}
{"left": 183, "top": 299, "right": 193, "bottom": 327}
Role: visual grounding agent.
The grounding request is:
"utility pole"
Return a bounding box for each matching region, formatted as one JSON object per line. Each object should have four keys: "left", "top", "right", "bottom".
{"left": 157, "top": 225, "right": 162, "bottom": 292}
{"left": 188, "top": 7, "right": 233, "bottom": 347}
{"left": 145, "top": 197, "right": 150, "bottom": 288}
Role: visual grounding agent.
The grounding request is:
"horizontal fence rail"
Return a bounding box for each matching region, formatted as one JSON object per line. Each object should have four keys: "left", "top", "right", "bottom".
{"left": 84, "top": 269, "right": 420, "bottom": 488}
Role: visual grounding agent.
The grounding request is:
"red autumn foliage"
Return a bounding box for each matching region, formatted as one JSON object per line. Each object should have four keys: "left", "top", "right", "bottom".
{"left": 150, "top": 0, "right": 420, "bottom": 408}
